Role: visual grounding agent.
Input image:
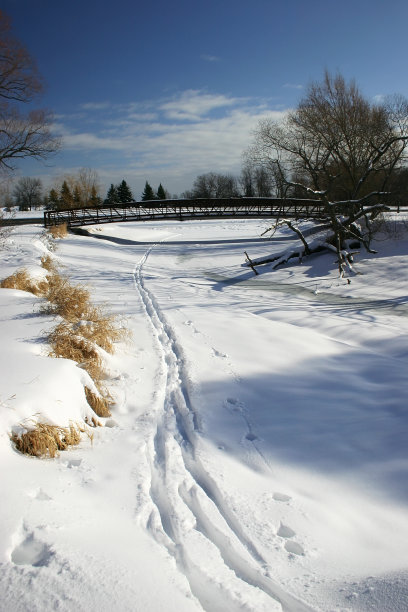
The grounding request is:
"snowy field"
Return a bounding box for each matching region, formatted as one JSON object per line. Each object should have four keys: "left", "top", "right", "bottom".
{"left": 1, "top": 216, "right": 408, "bottom": 611}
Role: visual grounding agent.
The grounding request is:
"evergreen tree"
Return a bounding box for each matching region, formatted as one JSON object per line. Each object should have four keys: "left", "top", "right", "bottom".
{"left": 47, "top": 188, "right": 59, "bottom": 210}
{"left": 73, "top": 185, "right": 82, "bottom": 208}
{"left": 157, "top": 183, "right": 167, "bottom": 199}
{"left": 117, "top": 179, "right": 133, "bottom": 203}
{"left": 105, "top": 183, "right": 118, "bottom": 205}
{"left": 60, "top": 181, "right": 73, "bottom": 209}
{"left": 90, "top": 185, "right": 101, "bottom": 207}
{"left": 141, "top": 181, "right": 155, "bottom": 201}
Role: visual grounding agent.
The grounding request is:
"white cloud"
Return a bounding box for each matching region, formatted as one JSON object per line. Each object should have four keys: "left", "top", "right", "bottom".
{"left": 283, "top": 83, "right": 303, "bottom": 90}
{"left": 373, "top": 94, "right": 385, "bottom": 103}
{"left": 80, "top": 102, "right": 111, "bottom": 111}
{"left": 200, "top": 54, "right": 220, "bottom": 62}
{"left": 51, "top": 91, "right": 288, "bottom": 195}
{"left": 159, "top": 90, "right": 240, "bottom": 121}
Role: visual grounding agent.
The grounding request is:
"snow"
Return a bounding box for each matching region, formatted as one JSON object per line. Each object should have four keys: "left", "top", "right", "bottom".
{"left": 1, "top": 216, "right": 408, "bottom": 611}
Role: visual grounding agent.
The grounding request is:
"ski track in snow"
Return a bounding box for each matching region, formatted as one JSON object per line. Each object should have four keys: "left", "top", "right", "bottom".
{"left": 132, "top": 244, "right": 314, "bottom": 612}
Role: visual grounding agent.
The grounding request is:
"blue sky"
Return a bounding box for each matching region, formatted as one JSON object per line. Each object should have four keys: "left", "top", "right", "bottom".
{"left": 4, "top": 0, "right": 408, "bottom": 199}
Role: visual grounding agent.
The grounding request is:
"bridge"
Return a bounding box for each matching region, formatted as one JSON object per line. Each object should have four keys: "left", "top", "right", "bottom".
{"left": 43, "top": 197, "right": 406, "bottom": 228}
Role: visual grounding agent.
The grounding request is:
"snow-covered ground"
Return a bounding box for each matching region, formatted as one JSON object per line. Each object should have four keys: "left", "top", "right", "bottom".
{"left": 1, "top": 216, "right": 408, "bottom": 611}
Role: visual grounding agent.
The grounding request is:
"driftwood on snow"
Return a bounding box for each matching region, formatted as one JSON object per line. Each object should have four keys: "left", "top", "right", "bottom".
{"left": 244, "top": 217, "right": 363, "bottom": 274}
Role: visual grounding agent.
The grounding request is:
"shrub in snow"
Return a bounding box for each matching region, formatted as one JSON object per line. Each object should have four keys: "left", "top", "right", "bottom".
{"left": 10, "top": 422, "right": 86, "bottom": 458}
{"left": 84, "top": 387, "right": 112, "bottom": 418}
{"left": 47, "top": 223, "right": 68, "bottom": 239}
{"left": 1, "top": 267, "right": 48, "bottom": 296}
{"left": 1, "top": 257, "right": 126, "bottom": 458}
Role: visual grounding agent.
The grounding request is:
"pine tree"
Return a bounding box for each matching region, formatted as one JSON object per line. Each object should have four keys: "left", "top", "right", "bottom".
{"left": 141, "top": 181, "right": 155, "bottom": 201}
{"left": 90, "top": 185, "right": 101, "bottom": 207}
{"left": 117, "top": 179, "right": 133, "bottom": 203}
{"left": 157, "top": 183, "right": 167, "bottom": 199}
{"left": 60, "top": 181, "right": 73, "bottom": 209}
{"left": 73, "top": 185, "right": 82, "bottom": 208}
{"left": 47, "top": 188, "right": 59, "bottom": 210}
{"left": 105, "top": 184, "right": 118, "bottom": 205}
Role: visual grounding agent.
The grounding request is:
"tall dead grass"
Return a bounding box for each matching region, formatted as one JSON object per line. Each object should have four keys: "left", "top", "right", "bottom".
{"left": 43, "top": 267, "right": 127, "bottom": 420}
{"left": 11, "top": 422, "right": 84, "bottom": 458}
{"left": 5, "top": 256, "right": 126, "bottom": 457}
{"left": 0, "top": 268, "right": 48, "bottom": 296}
{"left": 42, "top": 270, "right": 91, "bottom": 320}
{"left": 84, "top": 387, "right": 112, "bottom": 418}
{"left": 48, "top": 223, "right": 68, "bottom": 239}
{"left": 44, "top": 267, "right": 126, "bottom": 386}
{"left": 74, "top": 305, "right": 126, "bottom": 353}
{"left": 48, "top": 321, "right": 104, "bottom": 384}
{"left": 40, "top": 254, "right": 57, "bottom": 272}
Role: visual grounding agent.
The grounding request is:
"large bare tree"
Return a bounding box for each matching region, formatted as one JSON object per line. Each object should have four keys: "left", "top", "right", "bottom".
{"left": 247, "top": 72, "right": 408, "bottom": 275}
{"left": 13, "top": 176, "right": 42, "bottom": 210}
{"left": 183, "top": 172, "right": 240, "bottom": 199}
{"left": 0, "top": 11, "right": 59, "bottom": 172}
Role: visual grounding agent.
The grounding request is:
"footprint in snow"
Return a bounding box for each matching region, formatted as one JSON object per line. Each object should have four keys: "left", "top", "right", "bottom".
{"left": 11, "top": 533, "right": 53, "bottom": 567}
{"left": 212, "top": 348, "right": 228, "bottom": 358}
{"left": 284, "top": 540, "right": 305, "bottom": 556}
{"left": 184, "top": 320, "right": 200, "bottom": 334}
{"left": 66, "top": 459, "right": 82, "bottom": 469}
{"left": 245, "top": 432, "right": 259, "bottom": 442}
{"left": 273, "top": 492, "right": 291, "bottom": 502}
{"left": 27, "top": 489, "right": 52, "bottom": 501}
{"left": 35, "top": 489, "right": 52, "bottom": 501}
{"left": 277, "top": 523, "right": 296, "bottom": 538}
{"left": 276, "top": 523, "right": 305, "bottom": 556}
{"left": 225, "top": 397, "right": 244, "bottom": 413}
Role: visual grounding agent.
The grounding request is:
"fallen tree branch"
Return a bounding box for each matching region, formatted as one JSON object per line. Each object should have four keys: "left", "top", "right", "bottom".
{"left": 243, "top": 242, "right": 329, "bottom": 270}
{"left": 244, "top": 250, "right": 259, "bottom": 275}
{"left": 243, "top": 229, "right": 361, "bottom": 272}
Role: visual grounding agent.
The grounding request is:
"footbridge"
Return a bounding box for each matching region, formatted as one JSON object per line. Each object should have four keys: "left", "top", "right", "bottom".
{"left": 43, "top": 197, "right": 405, "bottom": 228}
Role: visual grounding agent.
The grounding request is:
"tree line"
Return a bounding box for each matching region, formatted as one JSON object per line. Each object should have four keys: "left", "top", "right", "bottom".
{"left": 8, "top": 174, "right": 175, "bottom": 210}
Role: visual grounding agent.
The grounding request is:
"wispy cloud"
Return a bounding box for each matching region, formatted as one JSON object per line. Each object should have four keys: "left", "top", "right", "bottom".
{"left": 283, "top": 83, "right": 303, "bottom": 90}
{"left": 159, "top": 90, "right": 239, "bottom": 121}
{"left": 80, "top": 102, "right": 112, "bottom": 111}
{"left": 50, "top": 90, "right": 287, "bottom": 195}
{"left": 200, "top": 54, "right": 220, "bottom": 62}
{"left": 373, "top": 94, "right": 385, "bottom": 103}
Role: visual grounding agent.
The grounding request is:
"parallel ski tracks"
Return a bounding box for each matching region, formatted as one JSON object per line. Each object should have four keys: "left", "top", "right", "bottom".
{"left": 133, "top": 244, "right": 313, "bottom": 612}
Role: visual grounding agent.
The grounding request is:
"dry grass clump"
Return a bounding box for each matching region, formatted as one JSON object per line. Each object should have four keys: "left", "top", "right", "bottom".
{"left": 43, "top": 270, "right": 90, "bottom": 320}
{"left": 11, "top": 422, "right": 83, "bottom": 458}
{"left": 43, "top": 268, "right": 127, "bottom": 352}
{"left": 40, "top": 254, "right": 57, "bottom": 272}
{"left": 84, "top": 387, "right": 112, "bottom": 418}
{"left": 75, "top": 305, "right": 127, "bottom": 353}
{"left": 48, "top": 223, "right": 68, "bottom": 239}
{"left": 1, "top": 268, "right": 48, "bottom": 296}
{"left": 6, "top": 258, "right": 125, "bottom": 457}
{"left": 48, "top": 321, "right": 104, "bottom": 385}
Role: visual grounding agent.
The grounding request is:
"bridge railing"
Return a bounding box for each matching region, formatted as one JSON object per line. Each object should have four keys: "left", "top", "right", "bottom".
{"left": 43, "top": 198, "right": 327, "bottom": 228}
{"left": 43, "top": 197, "right": 408, "bottom": 228}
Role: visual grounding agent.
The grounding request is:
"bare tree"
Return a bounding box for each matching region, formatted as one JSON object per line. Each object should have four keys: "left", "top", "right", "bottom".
{"left": 246, "top": 72, "right": 408, "bottom": 275}
{"left": 0, "top": 175, "right": 14, "bottom": 242}
{"left": 50, "top": 168, "right": 102, "bottom": 209}
{"left": 13, "top": 176, "right": 42, "bottom": 210}
{"left": 253, "top": 167, "right": 272, "bottom": 197}
{"left": 239, "top": 164, "right": 255, "bottom": 197}
{"left": 75, "top": 168, "right": 101, "bottom": 206}
{"left": 0, "top": 11, "right": 59, "bottom": 172}
{"left": 240, "top": 164, "right": 273, "bottom": 197}
{"left": 183, "top": 172, "right": 240, "bottom": 198}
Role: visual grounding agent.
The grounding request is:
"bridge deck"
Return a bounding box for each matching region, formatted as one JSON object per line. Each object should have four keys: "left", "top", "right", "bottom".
{"left": 43, "top": 197, "right": 407, "bottom": 228}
